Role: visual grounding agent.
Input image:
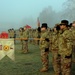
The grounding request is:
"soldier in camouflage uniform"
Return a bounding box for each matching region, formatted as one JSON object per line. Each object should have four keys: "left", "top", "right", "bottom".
{"left": 9, "top": 29, "right": 12, "bottom": 38}
{"left": 22, "top": 26, "right": 29, "bottom": 53}
{"left": 8, "top": 28, "right": 16, "bottom": 44}
{"left": 33, "top": 29, "right": 39, "bottom": 45}
{"left": 19, "top": 27, "right": 24, "bottom": 51}
{"left": 11, "top": 28, "right": 16, "bottom": 44}
{"left": 51, "top": 24, "right": 61, "bottom": 75}
{"left": 71, "top": 21, "right": 75, "bottom": 62}
{"left": 11, "top": 28, "right": 15, "bottom": 38}
{"left": 29, "top": 29, "right": 33, "bottom": 44}
{"left": 58, "top": 20, "right": 73, "bottom": 75}
{"left": 38, "top": 23, "right": 50, "bottom": 72}
{"left": 8, "top": 29, "right": 11, "bottom": 38}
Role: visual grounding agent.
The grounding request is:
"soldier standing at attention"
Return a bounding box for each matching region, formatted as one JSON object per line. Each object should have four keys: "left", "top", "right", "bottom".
{"left": 37, "top": 23, "right": 50, "bottom": 72}
{"left": 51, "top": 24, "right": 61, "bottom": 75}
{"left": 8, "top": 29, "right": 11, "bottom": 38}
{"left": 11, "top": 28, "right": 15, "bottom": 38}
{"left": 19, "top": 27, "right": 24, "bottom": 51}
{"left": 33, "top": 29, "right": 39, "bottom": 45}
{"left": 58, "top": 20, "right": 73, "bottom": 75}
{"left": 11, "top": 28, "right": 16, "bottom": 44}
{"left": 22, "top": 26, "right": 29, "bottom": 53}
{"left": 70, "top": 21, "right": 75, "bottom": 62}
{"left": 9, "top": 29, "right": 12, "bottom": 38}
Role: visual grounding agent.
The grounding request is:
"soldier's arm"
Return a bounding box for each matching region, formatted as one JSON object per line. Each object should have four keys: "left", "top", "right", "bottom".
{"left": 45, "top": 32, "right": 50, "bottom": 42}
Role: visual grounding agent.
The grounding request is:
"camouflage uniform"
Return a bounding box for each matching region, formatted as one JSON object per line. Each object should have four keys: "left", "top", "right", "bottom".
{"left": 71, "top": 26, "right": 75, "bottom": 62}
{"left": 33, "top": 29, "right": 39, "bottom": 45}
{"left": 8, "top": 29, "right": 11, "bottom": 38}
{"left": 39, "top": 30, "right": 50, "bottom": 71}
{"left": 58, "top": 28, "right": 72, "bottom": 75}
{"left": 48, "top": 29, "right": 51, "bottom": 51}
{"left": 22, "top": 29, "right": 29, "bottom": 53}
{"left": 51, "top": 31, "right": 61, "bottom": 75}
{"left": 11, "top": 29, "right": 15, "bottom": 38}
{"left": 9, "top": 29, "right": 12, "bottom": 38}
{"left": 38, "top": 23, "right": 50, "bottom": 72}
{"left": 19, "top": 28, "right": 23, "bottom": 50}
{"left": 29, "top": 29, "right": 34, "bottom": 44}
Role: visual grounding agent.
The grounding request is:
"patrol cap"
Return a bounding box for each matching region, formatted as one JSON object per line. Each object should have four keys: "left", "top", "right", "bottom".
{"left": 41, "top": 23, "right": 48, "bottom": 29}
{"left": 19, "top": 27, "right": 23, "bottom": 30}
{"left": 60, "top": 20, "right": 69, "bottom": 26}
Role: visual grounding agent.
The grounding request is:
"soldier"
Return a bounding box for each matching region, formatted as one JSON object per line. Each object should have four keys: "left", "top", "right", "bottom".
{"left": 51, "top": 24, "right": 61, "bottom": 75}
{"left": 9, "top": 29, "right": 12, "bottom": 38}
{"left": 22, "top": 26, "right": 29, "bottom": 53}
{"left": 28, "top": 29, "right": 33, "bottom": 44}
{"left": 8, "top": 29, "right": 11, "bottom": 38}
{"left": 11, "top": 28, "right": 15, "bottom": 38}
{"left": 37, "top": 23, "right": 50, "bottom": 72}
{"left": 70, "top": 21, "right": 75, "bottom": 62}
{"left": 33, "top": 29, "right": 39, "bottom": 45}
{"left": 19, "top": 27, "right": 24, "bottom": 51}
{"left": 58, "top": 20, "right": 73, "bottom": 75}
{"left": 11, "top": 28, "right": 16, "bottom": 44}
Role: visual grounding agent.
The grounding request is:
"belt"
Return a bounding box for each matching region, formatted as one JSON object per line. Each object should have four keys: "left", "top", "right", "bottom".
{"left": 65, "top": 54, "right": 72, "bottom": 58}
{"left": 58, "top": 54, "right": 61, "bottom": 56}
{"left": 58, "top": 54, "right": 72, "bottom": 58}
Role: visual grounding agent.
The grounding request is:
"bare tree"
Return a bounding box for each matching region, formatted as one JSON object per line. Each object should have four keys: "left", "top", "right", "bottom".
{"left": 61, "top": 0, "right": 75, "bottom": 22}
{"left": 38, "top": 6, "right": 60, "bottom": 28}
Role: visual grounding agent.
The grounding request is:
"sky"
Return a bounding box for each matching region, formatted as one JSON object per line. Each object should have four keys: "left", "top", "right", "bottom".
{"left": 0, "top": 0, "right": 67, "bottom": 31}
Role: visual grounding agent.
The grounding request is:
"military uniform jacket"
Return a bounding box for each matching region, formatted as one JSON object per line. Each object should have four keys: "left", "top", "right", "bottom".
{"left": 23, "top": 29, "right": 29, "bottom": 38}
{"left": 39, "top": 30, "right": 50, "bottom": 49}
{"left": 19, "top": 31, "right": 23, "bottom": 38}
{"left": 71, "top": 27, "right": 75, "bottom": 45}
{"left": 51, "top": 31, "right": 58, "bottom": 50}
{"left": 58, "top": 28, "right": 73, "bottom": 56}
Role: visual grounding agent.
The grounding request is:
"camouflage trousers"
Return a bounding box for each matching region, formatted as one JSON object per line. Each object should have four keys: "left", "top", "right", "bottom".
{"left": 72, "top": 45, "right": 75, "bottom": 61}
{"left": 22, "top": 40, "right": 28, "bottom": 53}
{"left": 40, "top": 49, "right": 49, "bottom": 69}
{"left": 20, "top": 40, "right": 23, "bottom": 50}
{"left": 52, "top": 50, "right": 61, "bottom": 75}
{"left": 58, "top": 54, "right": 72, "bottom": 75}
{"left": 32, "top": 39, "right": 39, "bottom": 45}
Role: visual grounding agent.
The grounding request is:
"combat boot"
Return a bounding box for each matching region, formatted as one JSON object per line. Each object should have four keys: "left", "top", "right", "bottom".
{"left": 55, "top": 73, "right": 61, "bottom": 75}
{"left": 40, "top": 67, "right": 48, "bottom": 72}
{"left": 23, "top": 50, "right": 28, "bottom": 53}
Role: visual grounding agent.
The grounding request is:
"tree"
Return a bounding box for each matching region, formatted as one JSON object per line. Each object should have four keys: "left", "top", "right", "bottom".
{"left": 38, "top": 6, "right": 59, "bottom": 28}
{"left": 61, "top": 0, "right": 75, "bottom": 22}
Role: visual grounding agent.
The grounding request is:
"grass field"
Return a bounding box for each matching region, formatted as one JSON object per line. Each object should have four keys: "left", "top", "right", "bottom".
{"left": 0, "top": 41, "right": 75, "bottom": 75}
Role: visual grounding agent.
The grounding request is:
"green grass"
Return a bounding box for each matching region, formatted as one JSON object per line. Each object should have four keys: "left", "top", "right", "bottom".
{"left": 0, "top": 42, "right": 75, "bottom": 75}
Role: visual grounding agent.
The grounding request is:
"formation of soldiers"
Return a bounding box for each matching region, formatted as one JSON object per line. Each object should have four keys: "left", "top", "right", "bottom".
{"left": 7, "top": 20, "right": 75, "bottom": 75}
{"left": 8, "top": 28, "right": 16, "bottom": 38}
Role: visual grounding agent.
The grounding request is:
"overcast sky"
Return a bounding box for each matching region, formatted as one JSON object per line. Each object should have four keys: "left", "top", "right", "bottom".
{"left": 0, "top": 0, "right": 67, "bottom": 31}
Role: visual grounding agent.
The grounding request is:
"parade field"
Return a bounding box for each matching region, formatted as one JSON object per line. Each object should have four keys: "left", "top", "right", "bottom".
{"left": 0, "top": 42, "right": 75, "bottom": 75}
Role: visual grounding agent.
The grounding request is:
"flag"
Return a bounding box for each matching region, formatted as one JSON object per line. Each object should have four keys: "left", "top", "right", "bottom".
{"left": 25, "top": 25, "right": 31, "bottom": 29}
{"left": 0, "top": 31, "right": 8, "bottom": 38}
{"left": 37, "top": 17, "right": 40, "bottom": 26}
{"left": 0, "top": 39, "right": 15, "bottom": 61}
